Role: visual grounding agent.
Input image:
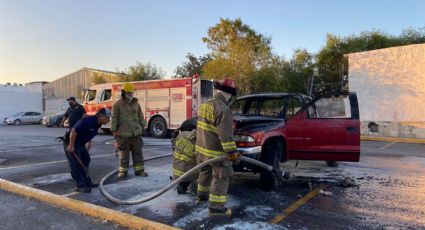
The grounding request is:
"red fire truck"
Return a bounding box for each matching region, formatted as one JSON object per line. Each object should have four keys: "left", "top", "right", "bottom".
{"left": 83, "top": 77, "right": 213, "bottom": 137}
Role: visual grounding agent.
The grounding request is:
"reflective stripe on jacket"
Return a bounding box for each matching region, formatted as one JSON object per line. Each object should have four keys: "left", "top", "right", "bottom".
{"left": 195, "top": 92, "right": 236, "bottom": 158}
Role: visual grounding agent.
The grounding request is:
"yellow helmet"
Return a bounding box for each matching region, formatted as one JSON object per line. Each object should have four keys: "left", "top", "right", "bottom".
{"left": 122, "top": 82, "right": 135, "bottom": 93}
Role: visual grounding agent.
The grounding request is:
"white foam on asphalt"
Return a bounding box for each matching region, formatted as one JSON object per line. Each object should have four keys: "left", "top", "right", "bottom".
{"left": 28, "top": 173, "right": 72, "bottom": 187}
{"left": 244, "top": 205, "right": 274, "bottom": 219}
{"left": 213, "top": 221, "right": 288, "bottom": 230}
{"left": 173, "top": 206, "right": 209, "bottom": 228}
{"left": 172, "top": 195, "right": 241, "bottom": 228}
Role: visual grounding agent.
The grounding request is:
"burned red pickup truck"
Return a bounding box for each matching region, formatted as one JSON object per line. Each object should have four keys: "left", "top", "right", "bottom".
{"left": 231, "top": 92, "right": 360, "bottom": 189}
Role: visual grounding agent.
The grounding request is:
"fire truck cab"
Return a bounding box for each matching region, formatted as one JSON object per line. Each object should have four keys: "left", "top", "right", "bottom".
{"left": 83, "top": 77, "right": 213, "bottom": 137}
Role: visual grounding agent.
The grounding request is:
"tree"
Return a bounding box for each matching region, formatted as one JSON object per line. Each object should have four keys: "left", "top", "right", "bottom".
{"left": 174, "top": 53, "right": 212, "bottom": 78}
{"left": 118, "top": 62, "right": 165, "bottom": 82}
{"left": 315, "top": 28, "right": 425, "bottom": 94}
{"left": 202, "top": 18, "right": 274, "bottom": 94}
{"left": 92, "top": 73, "right": 107, "bottom": 84}
{"left": 285, "top": 49, "right": 314, "bottom": 94}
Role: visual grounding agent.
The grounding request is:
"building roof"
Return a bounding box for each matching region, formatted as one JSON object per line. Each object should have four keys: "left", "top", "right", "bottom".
{"left": 344, "top": 43, "right": 425, "bottom": 57}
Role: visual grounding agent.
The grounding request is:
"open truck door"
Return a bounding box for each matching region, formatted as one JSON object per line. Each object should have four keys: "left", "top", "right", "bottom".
{"left": 285, "top": 92, "right": 360, "bottom": 162}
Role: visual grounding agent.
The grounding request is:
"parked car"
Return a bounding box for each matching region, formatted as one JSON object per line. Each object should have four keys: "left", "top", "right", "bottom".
{"left": 3, "top": 111, "right": 43, "bottom": 125}
{"left": 42, "top": 111, "right": 66, "bottom": 127}
{"left": 230, "top": 92, "right": 360, "bottom": 189}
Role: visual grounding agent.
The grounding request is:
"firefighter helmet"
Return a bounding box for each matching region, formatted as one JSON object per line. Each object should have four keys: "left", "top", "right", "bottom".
{"left": 122, "top": 82, "right": 135, "bottom": 93}
{"left": 213, "top": 78, "right": 237, "bottom": 95}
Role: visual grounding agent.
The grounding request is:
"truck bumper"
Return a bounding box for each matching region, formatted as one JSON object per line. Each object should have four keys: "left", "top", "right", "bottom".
{"left": 234, "top": 146, "right": 263, "bottom": 173}
{"left": 237, "top": 146, "right": 262, "bottom": 159}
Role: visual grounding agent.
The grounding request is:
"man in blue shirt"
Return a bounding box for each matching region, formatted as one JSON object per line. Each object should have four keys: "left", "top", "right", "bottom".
{"left": 66, "top": 108, "right": 110, "bottom": 193}
{"left": 61, "top": 96, "right": 86, "bottom": 130}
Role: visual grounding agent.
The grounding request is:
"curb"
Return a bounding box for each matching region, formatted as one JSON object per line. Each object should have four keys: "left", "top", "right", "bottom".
{"left": 361, "top": 135, "right": 425, "bottom": 144}
{"left": 0, "top": 178, "right": 179, "bottom": 230}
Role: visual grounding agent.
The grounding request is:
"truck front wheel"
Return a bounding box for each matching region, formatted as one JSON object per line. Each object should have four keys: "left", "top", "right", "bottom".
{"left": 260, "top": 139, "right": 283, "bottom": 191}
{"left": 149, "top": 117, "right": 168, "bottom": 138}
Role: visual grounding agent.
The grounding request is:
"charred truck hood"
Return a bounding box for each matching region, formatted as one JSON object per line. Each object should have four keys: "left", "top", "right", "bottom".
{"left": 234, "top": 115, "right": 283, "bottom": 133}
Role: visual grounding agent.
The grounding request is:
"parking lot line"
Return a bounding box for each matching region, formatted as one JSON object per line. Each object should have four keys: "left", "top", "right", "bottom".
{"left": 361, "top": 135, "right": 425, "bottom": 144}
{"left": 269, "top": 185, "right": 325, "bottom": 224}
{"left": 0, "top": 145, "right": 58, "bottom": 153}
{"left": 0, "top": 178, "right": 179, "bottom": 230}
{"left": 0, "top": 148, "right": 160, "bottom": 170}
{"left": 379, "top": 141, "right": 398, "bottom": 149}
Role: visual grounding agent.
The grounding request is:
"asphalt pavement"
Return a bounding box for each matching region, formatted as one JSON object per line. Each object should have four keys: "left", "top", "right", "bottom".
{"left": 1, "top": 125, "right": 424, "bottom": 230}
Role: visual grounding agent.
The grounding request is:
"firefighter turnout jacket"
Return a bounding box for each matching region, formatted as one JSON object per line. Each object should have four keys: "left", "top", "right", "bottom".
{"left": 195, "top": 92, "right": 237, "bottom": 157}
{"left": 111, "top": 97, "right": 145, "bottom": 137}
{"left": 172, "top": 130, "right": 197, "bottom": 181}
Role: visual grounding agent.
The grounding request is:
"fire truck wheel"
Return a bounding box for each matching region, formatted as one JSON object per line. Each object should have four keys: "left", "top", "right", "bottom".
{"left": 149, "top": 117, "right": 168, "bottom": 138}
{"left": 260, "top": 139, "right": 283, "bottom": 191}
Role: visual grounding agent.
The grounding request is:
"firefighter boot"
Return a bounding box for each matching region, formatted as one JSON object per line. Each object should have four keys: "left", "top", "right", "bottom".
{"left": 176, "top": 182, "right": 190, "bottom": 194}
{"left": 135, "top": 171, "right": 148, "bottom": 177}
{"left": 209, "top": 207, "right": 232, "bottom": 217}
{"left": 117, "top": 171, "right": 127, "bottom": 179}
{"left": 195, "top": 196, "right": 208, "bottom": 205}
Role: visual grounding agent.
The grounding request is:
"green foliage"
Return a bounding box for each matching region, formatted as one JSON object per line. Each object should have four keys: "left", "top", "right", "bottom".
{"left": 199, "top": 19, "right": 425, "bottom": 96}
{"left": 316, "top": 27, "right": 425, "bottom": 94}
{"left": 92, "top": 73, "right": 107, "bottom": 84}
{"left": 118, "top": 62, "right": 164, "bottom": 82}
{"left": 202, "top": 18, "right": 274, "bottom": 95}
{"left": 174, "top": 53, "right": 212, "bottom": 78}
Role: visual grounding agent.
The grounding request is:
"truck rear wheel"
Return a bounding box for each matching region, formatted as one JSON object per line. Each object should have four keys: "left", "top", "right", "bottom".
{"left": 149, "top": 117, "right": 168, "bottom": 138}
{"left": 260, "top": 139, "right": 283, "bottom": 191}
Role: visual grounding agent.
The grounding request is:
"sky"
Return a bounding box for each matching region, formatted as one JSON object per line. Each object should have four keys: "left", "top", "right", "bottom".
{"left": 1, "top": 0, "right": 424, "bottom": 84}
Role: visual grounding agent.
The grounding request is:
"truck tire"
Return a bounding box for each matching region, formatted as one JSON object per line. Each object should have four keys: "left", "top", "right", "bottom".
{"left": 326, "top": 161, "right": 338, "bottom": 167}
{"left": 149, "top": 117, "right": 168, "bottom": 138}
{"left": 260, "top": 139, "right": 283, "bottom": 191}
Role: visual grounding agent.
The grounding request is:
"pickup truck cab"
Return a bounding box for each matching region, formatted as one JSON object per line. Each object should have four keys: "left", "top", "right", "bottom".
{"left": 231, "top": 92, "right": 360, "bottom": 189}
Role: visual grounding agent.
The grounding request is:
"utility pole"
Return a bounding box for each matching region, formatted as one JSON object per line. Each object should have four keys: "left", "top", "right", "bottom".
{"left": 308, "top": 67, "right": 319, "bottom": 97}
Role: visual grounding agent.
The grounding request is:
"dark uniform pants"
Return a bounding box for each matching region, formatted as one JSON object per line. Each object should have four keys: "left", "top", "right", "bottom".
{"left": 65, "top": 144, "right": 91, "bottom": 188}
{"left": 197, "top": 154, "right": 233, "bottom": 209}
{"left": 116, "top": 136, "right": 145, "bottom": 174}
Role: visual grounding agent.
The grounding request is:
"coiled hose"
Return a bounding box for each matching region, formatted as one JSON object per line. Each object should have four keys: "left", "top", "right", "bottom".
{"left": 99, "top": 155, "right": 273, "bottom": 205}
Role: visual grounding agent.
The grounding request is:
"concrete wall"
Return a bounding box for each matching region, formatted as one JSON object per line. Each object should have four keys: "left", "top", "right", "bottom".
{"left": 0, "top": 85, "right": 43, "bottom": 121}
{"left": 347, "top": 44, "right": 425, "bottom": 138}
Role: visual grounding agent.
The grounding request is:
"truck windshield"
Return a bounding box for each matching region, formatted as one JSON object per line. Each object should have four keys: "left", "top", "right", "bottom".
{"left": 85, "top": 90, "right": 97, "bottom": 102}
{"left": 231, "top": 98, "right": 286, "bottom": 118}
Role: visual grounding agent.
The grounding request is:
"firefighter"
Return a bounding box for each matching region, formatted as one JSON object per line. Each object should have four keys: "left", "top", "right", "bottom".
{"left": 111, "top": 82, "right": 148, "bottom": 178}
{"left": 172, "top": 118, "right": 198, "bottom": 194}
{"left": 195, "top": 78, "right": 239, "bottom": 216}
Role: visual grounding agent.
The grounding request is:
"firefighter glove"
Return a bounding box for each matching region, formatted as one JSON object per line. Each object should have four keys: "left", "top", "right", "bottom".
{"left": 227, "top": 152, "right": 240, "bottom": 162}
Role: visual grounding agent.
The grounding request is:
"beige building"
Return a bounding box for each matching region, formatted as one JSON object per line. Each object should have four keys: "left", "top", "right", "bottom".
{"left": 43, "top": 68, "right": 122, "bottom": 114}
{"left": 346, "top": 43, "right": 425, "bottom": 138}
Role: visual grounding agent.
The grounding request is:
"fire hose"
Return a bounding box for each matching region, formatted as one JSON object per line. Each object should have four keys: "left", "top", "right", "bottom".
{"left": 99, "top": 155, "right": 274, "bottom": 205}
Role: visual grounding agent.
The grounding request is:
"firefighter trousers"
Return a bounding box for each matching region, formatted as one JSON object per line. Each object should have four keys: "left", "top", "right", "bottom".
{"left": 116, "top": 136, "right": 145, "bottom": 174}
{"left": 196, "top": 153, "right": 233, "bottom": 209}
